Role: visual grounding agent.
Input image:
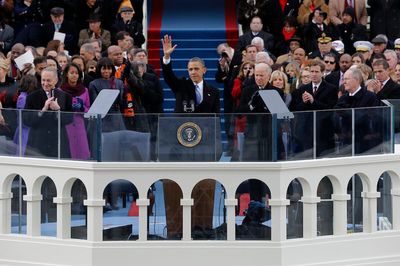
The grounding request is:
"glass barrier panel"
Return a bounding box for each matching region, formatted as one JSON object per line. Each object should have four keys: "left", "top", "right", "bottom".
{"left": 315, "top": 109, "right": 353, "bottom": 158}
{"left": 98, "top": 113, "right": 155, "bottom": 162}
{"left": 386, "top": 99, "right": 400, "bottom": 144}
{"left": 21, "top": 109, "right": 61, "bottom": 159}
{"left": 0, "top": 108, "right": 18, "bottom": 156}
{"left": 158, "top": 113, "right": 219, "bottom": 162}
{"left": 278, "top": 111, "right": 314, "bottom": 161}
{"left": 354, "top": 106, "right": 392, "bottom": 156}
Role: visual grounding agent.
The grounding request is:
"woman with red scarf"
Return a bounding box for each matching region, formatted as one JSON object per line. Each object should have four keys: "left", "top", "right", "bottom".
{"left": 60, "top": 62, "right": 91, "bottom": 160}
{"left": 274, "top": 16, "right": 302, "bottom": 57}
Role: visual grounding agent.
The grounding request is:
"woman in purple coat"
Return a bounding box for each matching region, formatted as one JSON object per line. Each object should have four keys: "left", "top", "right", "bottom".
{"left": 13, "top": 75, "right": 38, "bottom": 155}
{"left": 60, "top": 62, "right": 91, "bottom": 160}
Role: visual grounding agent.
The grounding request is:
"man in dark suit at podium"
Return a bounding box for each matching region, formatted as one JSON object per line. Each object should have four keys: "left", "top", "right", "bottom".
{"left": 161, "top": 34, "right": 219, "bottom": 239}
{"left": 161, "top": 34, "right": 220, "bottom": 114}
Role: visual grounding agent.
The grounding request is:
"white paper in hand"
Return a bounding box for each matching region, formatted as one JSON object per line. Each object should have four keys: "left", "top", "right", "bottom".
{"left": 53, "top": 32, "right": 66, "bottom": 43}
{"left": 14, "top": 50, "right": 34, "bottom": 71}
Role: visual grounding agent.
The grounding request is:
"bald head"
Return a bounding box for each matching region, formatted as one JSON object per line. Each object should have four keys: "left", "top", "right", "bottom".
{"left": 108, "top": 45, "right": 123, "bottom": 66}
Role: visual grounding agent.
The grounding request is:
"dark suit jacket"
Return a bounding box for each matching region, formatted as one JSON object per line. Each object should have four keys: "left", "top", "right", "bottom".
{"left": 377, "top": 78, "right": 400, "bottom": 100}
{"left": 291, "top": 81, "right": 338, "bottom": 156}
{"left": 236, "top": 30, "right": 274, "bottom": 53}
{"left": 42, "top": 20, "right": 77, "bottom": 53}
{"left": 23, "top": 88, "right": 72, "bottom": 157}
{"left": 292, "top": 80, "right": 338, "bottom": 111}
{"left": 325, "top": 71, "right": 342, "bottom": 88}
{"left": 335, "top": 88, "right": 379, "bottom": 108}
{"left": 162, "top": 61, "right": 220, "bottom": 113}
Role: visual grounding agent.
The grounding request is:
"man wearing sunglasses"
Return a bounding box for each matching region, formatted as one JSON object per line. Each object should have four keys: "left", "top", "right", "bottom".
{"left": 323, "top": 53, "right": 337, "bottom": 77}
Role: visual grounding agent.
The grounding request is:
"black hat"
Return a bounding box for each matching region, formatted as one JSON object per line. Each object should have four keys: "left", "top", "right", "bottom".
{"left": 288, "top": 35, "right": 302, "bottom": 44}
{"left": 87, "top": 13, "right": 102, "bottom": 23}
{"left": 342, "top": 7, "right": 355, "bottom": 21}
{"left": 50, "top": 7, "right": 64, "bottom": 16}
{"left": 312, "top": 7, "right": 327, "bottom": 20}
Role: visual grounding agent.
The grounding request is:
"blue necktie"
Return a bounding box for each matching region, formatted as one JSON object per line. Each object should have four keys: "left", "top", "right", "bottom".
{"left": 195, "top": 84, "right": 202, "bottom": 105}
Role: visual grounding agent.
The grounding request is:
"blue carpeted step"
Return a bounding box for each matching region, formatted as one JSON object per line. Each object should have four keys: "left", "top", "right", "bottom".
{"left": 149, "top": 58, "right": 220, "bottom": 69}
{"left": 148, "top": 47, "right": 219, "bottom": 59}
{"left": 147, "top": 38, "right": 232, "bottom": 49}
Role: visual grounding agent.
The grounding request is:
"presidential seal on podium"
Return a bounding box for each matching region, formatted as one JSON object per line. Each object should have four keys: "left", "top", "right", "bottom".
{"left": 177, "top": 122, "right": 202, "bottom": 148}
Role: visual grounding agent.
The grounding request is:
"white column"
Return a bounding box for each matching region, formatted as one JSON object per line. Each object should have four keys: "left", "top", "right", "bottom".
{"left": 301, "top": 196, "right": 320, "bottom": 238}
{"left": 224, "top": 199, "right": 237, "bottom": 241}
{"left": 24, "top": 194, "right": 43, "bottom": 236}
{"left": 269, "top": 199, "right": 290, "bottom": 242}
{"left": 84, "top": 199, "right": 105, "bottom": 242}
{"left": 181, "top": 198, "right": 194, "bottom": 241}
{"left": 0, "top": 192, "right": 13, "bottom": 234}
{"left": 391, "top": 189, "right": 400, "bottom": 230}
{"left": 361, "top": 191, "right": 380, "bottom": 233}
{"left": 136, "top": 198, "right": 149, "bottom": 241}
{"left": 332, "top": 194, "right": 351, "bottom": 235}
{"left": 53, "top": 197, "right": 73, "bottom": 239}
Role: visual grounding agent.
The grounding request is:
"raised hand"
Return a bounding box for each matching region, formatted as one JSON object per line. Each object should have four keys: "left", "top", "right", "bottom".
{"left": 162, "top": 34, "right": 177, "bottom": 59}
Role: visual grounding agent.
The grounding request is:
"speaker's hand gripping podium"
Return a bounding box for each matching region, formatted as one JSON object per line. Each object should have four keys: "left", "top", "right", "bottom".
{"left": 84, "top": 89, "right": 120, "bottom": 161}
{"left": 258, "top": 90, "right": 294, "bottom": 161}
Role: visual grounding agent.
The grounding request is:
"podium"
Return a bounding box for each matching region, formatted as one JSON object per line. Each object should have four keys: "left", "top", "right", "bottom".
{"left": 158, "top": 116, "right": 221, "bottom": 162}
{"left": 157, "top": 116, "right": 221, "bottom": 238}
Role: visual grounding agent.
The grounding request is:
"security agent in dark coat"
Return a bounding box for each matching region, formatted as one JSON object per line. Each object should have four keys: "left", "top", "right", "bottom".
{"left": 23, "top": 67, "right": 72, "bottom": 158}
{"left": 334, "top": 68, "right": 382, "bottom": 155}
{"left": 291, "top": 59, "right": 338, "bottom": 157}
{"left": 161, "top": 35, "right": 220, "bottom": 114}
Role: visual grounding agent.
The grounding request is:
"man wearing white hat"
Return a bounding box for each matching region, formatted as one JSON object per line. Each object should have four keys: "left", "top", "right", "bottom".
{"left": 394, "top": 38, "right": 400, "bottom": 60}
{"left": 353, "top": 41, "right": 373, "bottom": 63}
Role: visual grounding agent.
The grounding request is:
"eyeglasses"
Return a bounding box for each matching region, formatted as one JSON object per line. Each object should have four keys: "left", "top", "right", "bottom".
{"left": 301, "top": 75, "right": 310, "bottom": 79}
{"left": 324, "top": 61, "right": 335, "bottom": 65}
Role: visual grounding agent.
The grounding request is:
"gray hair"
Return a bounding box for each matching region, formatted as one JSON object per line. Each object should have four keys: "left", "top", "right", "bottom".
{"left": 42, "top": 67, "right": 58, "bottom": 80}
{"left": 80, "top": 43, "right": 95, "bottom": 54}
{"left": 255, "top": 62, "right": 272, "bottom": 74}
{"left": 251, "top": 37, "right": 264, "bottom": 48}
{"left": 347, "top": 68, "right": 363, "bottom": 84}
{"left": 255, "top": 51, "right": 270, "bottom": 64}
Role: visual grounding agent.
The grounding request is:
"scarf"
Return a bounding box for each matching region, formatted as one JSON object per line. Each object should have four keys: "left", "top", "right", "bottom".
{"left": 282, "top": 28, "right": 296, "bottom": 41}
{"left": 60, "top": 82, "right": 86, "bottom": 97}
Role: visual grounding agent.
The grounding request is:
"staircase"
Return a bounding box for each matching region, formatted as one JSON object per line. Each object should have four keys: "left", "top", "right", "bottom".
{"left": 147, "top": 0, "right": 238, "bottom": 112}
